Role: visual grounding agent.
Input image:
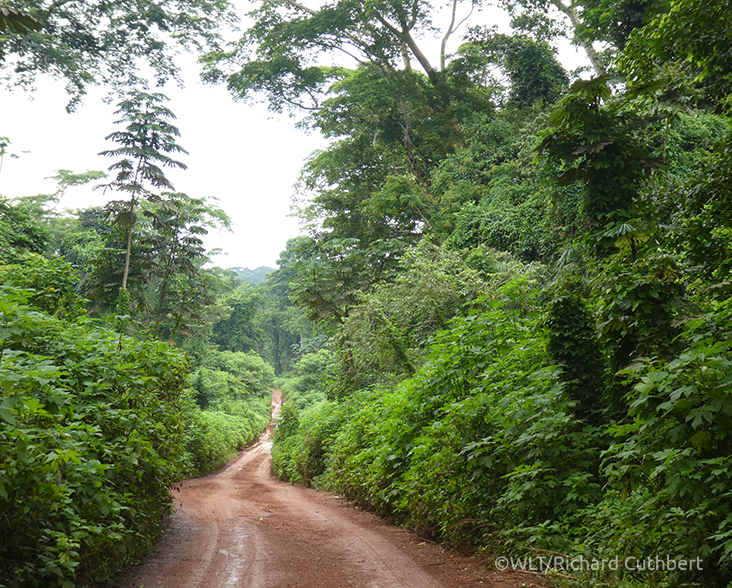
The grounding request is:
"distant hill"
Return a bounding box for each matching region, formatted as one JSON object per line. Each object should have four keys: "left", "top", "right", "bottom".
{"left": 227, "top": 266, "right": 276, "bottom": 284}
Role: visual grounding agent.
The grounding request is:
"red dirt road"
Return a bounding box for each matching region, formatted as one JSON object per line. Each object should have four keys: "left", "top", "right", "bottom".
{"left": 113, "top": 391, "right": 536, "bottom": 588}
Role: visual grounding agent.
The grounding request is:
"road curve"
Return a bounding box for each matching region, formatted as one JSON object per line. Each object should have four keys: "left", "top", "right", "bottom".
{"left": 112, "top": 391, "right": 526, "bottom": 588}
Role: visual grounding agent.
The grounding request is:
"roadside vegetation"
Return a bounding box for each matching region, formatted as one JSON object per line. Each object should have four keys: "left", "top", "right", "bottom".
{"left": 2, "top": 0, "right": 731, "bottom": 587}
{"left": 246, "top": 1, "right": 732, "bottom": 587}
{"left": 0, "top": 95, "right": 275, "bottom": 586}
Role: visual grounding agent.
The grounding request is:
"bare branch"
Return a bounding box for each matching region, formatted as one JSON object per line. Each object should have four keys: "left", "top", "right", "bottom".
{"left": 374, "top": 13, "right": 437, "bottom": 79}
{"left": 440, "top": 0, "right": 460, "bottom": 71}
{"left": 453, "top": 3, "right": 475, "bottom": 37}
{"left": 272, "top": 0, "right": 317, "bottom": 16}
{"left": 550, "top": 0, "right": 606, "bottom": 76}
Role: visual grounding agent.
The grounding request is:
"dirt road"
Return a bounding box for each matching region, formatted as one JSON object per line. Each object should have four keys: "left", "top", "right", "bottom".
{"left": 113, "top": 391, "right": 535, "bottom": 588}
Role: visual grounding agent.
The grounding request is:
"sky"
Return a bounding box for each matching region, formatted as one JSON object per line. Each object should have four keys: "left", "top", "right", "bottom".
{"left": 0, "top": 1, "right": 587, "bottom": 270}
{"left": 0, "top": 61, "right": 326, "bottom": 270}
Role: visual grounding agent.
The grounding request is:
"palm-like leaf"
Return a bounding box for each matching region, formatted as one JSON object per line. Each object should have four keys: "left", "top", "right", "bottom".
{"left": 0, "top": 7, "right": 41, "bottom": 33}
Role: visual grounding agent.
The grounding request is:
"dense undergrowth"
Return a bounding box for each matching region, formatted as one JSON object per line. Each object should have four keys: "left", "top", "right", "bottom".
{"left": 3, "top": 2, "right": 732, "bottom": 587}
{"left": 181, "top": 350, "right": 273, "bottom": 474}
{"left": 273, "top": 272, "right": 732, "bottom": 587}
{"left": 270, "top": 103, "right": 732, "bottom": 585}
{"left": 0, "top": 254, "right": 273, "bottom": 587}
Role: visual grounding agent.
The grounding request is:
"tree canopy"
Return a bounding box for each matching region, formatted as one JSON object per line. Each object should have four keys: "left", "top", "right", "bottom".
{"left": 0, "top": 0, "right": 234, "bottom": 109}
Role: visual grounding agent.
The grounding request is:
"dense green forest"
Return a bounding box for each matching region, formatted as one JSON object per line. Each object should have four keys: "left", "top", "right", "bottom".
{"left": 2, "top": 0, "right": 732, "bottom": 586}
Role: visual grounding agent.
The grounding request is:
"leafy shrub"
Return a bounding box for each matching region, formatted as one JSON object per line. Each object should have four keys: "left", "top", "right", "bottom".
{"left": 271, "top": 388, "right": 346, "bottom": 485}
{"left": 599, "top": 298, "right": 732, "bottom": 583}
{"left": 320, "top": 278, "right": 605, "bottom": 547}
{"left": 289, "top": 349, "right": 335, "bottom": 394}
{"left": 182, "top": 350, "right": 273, "bottom": 475}
{"left": 202, "top": 350, "right": 275, "bottom": 395}
{"left": 180, "top": 394, "right": 270, "bottom": 475}
{"left": 276, "top": 269, "right": 732, "bottom": 585}
{"left": 0, "top": 284, "right": 189, "bottom": 587}
{"left": 0, "top": 254, "right": 86, "bottom": 319}
{"left": 0, "top": 198, "right": 50, "bottom": 262}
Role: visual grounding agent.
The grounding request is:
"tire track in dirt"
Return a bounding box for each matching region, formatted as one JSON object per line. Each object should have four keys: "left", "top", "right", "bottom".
{"left": 112, "top": 391, "right": 536, "bottom": 588}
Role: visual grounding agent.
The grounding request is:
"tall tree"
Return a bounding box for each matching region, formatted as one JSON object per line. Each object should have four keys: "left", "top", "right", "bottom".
{"left": 97, "top": 92, "right": 187, "bottom": 294}
{"left": 203, "top": 0, "right": 484, "bottom": 201}
{"left": 503, "top": 0, "right": 669, "bottom": 76}
{"left": 203, "top": 0, "right": 478, "bottom": 112}
{"left": 143, "top": 192, "right": 231, "bottom": 337}
{"left": 457, "top": 31, "right": 569, "bottom": 109}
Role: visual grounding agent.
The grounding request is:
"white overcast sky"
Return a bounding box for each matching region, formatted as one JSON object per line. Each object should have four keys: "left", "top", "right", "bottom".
{"left": 0, "top": 1, "right": 587, "bottom": 270}
{"left": 0, "top": 61, "right": 325, "bottom": 270}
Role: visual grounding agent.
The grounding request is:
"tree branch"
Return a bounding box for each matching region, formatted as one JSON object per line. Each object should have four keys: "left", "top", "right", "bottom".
{"left": 401, "top": 42, "right": 413, "bottom": 71}
{"left": 396, "top": 99, "right": 435, "bottom": 232}
{"left": 440, "top": 0, "right": 460, "bottom": 71}
{"left": 550, "top": 0, "right": 606, "bottom": 76}
{"left": 272, "top": 0, "right": 317, "bottom": 16}
{"left": 453, "top": 4, "right": 475, "bottom": 40}
{"left": 375, "top": 13, "right": 438, "bottom": 80}
{"left": 407, "top": 0, "right": 420, "bottom": 30}
{"left": 281, "top": 90, "right": 321, "bottom": 111}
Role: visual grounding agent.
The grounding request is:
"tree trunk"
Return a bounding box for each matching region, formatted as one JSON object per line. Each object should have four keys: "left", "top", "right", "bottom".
{"left": 551, "top": 0, "right": 607, "bottom": 77}
{"left": 121, "top": 198, "right": 135, "bottom": 290}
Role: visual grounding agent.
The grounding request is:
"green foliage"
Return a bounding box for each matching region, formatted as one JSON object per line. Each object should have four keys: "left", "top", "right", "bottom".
{"left": 460, "top": 31, "right": 569, "bottom": 109}
{"left": 142, "top": 193, "right": 231, "bottom": 338}
{"left": 242, "top": 239, "right": 329, "bottom": 375}
{"left": 594, "top": 254, "right": 686, "bottom": 370}
{"left": 227, "top": 266, "right": 274, "bottom": 284}
{"left": 270, "top": 351, "right": 341, "bottom": 485}
{"left": 576, "top": 0, "right": 669, "bottom": 52}
{"left": 600, "top": 298, "right": 732, "bottom": 582}
{"left": 5, "top": 1, "right": 728, "bottom": 585}
{"left": 312, "top": 278, "right": 605, "bottom": 547}
{"left": 0, "top": 0, "right": 233, "bottom": 110}
{"left": 0, "top": 255, "right": 86, "bottom": 320}
{"left": 286, "top": 235, "right": 406, "bottom": 325}
{"left": 621, "top": 0, "right": 732, "bottom": 109}
{"left": 204, "top": 0, "right": 462, "bottom": 113}
{"left": 0, "top": 243, "right": 276, "bottom": 583}
{"left": 289, "top": 349, "right": 335, "bottom": 395}
{"left": 256, "top": 3, "right": 732, "bottom": 587}
{"left": 667, "top": 130, "right": 732, "bottom": 290}
{"left": 435, "top": 111, "right": 580, "bottom": 261}
{"left": 211, "top": 286, "right": 263, "bottom": 352}
{"left": 209, "top": 1, "right": 497, "bottom": 277}
{"left": 96, "top": 92, "right": 188, "bottom": 294}
{"left": 10, "top": 171, "right": 108, "bottom": 262}
{"left": 539, "top": 76, "right": 658, "bottom": 254}
{"left": 181, "top": 350, "right": 273, "bottom": 474}
{"left": 181, "top": 393, "right": 270, "bottom": 476}
{"left": 0, "top": 197, "right": 50, "bottom": 262}
{"left": 272, "top": 398, "right": 343, "bottom": 486}
{"left": 0, "top": 6, "right": 41, "bottom": 33}
{"left": 190, "top": 350, "right": 274, "bottom": 406}
{"left": 545, "top": 279, "right": 604, "bottom": 422}
{"left": 85, "top": 191, "right": 231, "bottom": 345}
{"left": 272, "top": 254, "right": 731, "bottom": 585}
{"left": 0, "top": 282, "right": 189, "bottom": 587}
{"left": 334, "top": 241, "right": 490, "bottom": 391}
